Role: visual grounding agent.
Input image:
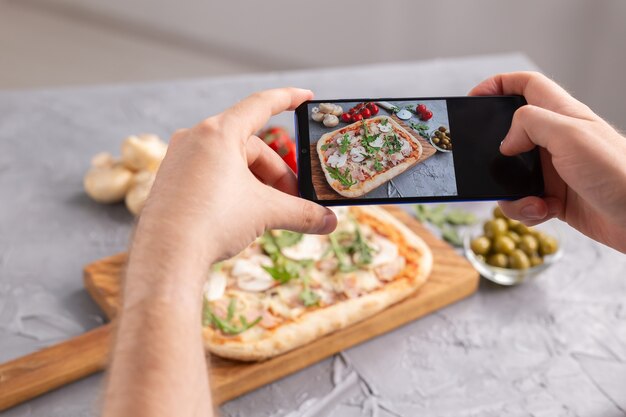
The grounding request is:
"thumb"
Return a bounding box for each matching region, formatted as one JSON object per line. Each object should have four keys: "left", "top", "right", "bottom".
{"left": 265, "top": 189, "right": 337, "bottom": 234}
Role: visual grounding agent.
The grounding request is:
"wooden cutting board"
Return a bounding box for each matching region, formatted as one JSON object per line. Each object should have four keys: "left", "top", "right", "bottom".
{"left": 83, "top": 206, "right": 478, "bottom": 404}
{"left": 311, "top": 115, "right": 437, "bottom": 200}
{"left": 0, "top": 206, "right": 478, "bottom": 411}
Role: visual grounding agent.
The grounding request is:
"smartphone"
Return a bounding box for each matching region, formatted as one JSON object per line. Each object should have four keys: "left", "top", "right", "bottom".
{"left": 295, "top": 96, "right": 543, "bottom": 206}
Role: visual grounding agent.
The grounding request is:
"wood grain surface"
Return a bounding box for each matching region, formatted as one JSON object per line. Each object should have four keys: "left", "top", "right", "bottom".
{"left": 83, "top": 206, "right": 478, "bottom": 404}
{"left": 0, "top": 325, "right": 112, "bottom": 411}
{"left": 311, "top": 116, "right": 437, "bottom": 200}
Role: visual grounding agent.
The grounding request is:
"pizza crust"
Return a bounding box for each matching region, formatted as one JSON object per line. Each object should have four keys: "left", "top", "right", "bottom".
{"left": 202, "top": 206, "right": 433, "bottom": 361}
{"left": 316, "top": 116, "right": 423, "bottom": 198}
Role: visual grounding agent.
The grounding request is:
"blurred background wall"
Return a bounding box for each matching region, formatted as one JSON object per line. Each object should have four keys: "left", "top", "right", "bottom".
{"left": 1, "top": 0, "right": 625, "bottom": 130}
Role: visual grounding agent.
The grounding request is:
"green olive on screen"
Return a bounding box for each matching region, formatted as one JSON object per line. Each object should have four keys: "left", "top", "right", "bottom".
{"left": 470, "top": 206, "right": 560, "bottom": 272}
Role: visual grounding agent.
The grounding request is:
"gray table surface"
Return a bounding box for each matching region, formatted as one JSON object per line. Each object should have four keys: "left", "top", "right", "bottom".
{"left": 1, "top": 53, "right": 625, "bottom": 417}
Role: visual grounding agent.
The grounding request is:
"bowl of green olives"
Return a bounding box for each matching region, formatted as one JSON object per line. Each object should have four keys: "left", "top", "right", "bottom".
{"left": 464, "top": 207, "right": 563, "bottom": 285}
{"left": 429, "top": 126, "right": 452, "bottom": 152}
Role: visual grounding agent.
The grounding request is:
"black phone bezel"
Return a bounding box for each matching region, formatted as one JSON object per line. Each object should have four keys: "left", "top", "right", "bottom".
{"left": 295, "top": 95, "right": 542, "bottom": 206}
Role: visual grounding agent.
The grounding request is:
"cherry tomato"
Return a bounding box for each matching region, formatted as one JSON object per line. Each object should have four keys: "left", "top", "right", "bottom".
{"left": 278, "top": 141, "right": 298, "bottom": 173}
{"left": 259, "top": 126, "right": 291, "bottom": 153}
{"left": 416, "top": 104, "right": 428, "bottom": 114}
{"left": 348, "top": 108, "right": 356, "bottom": 115}
{"left": 360, "top": 108, "right": 372, "bottom": 118}
{"left": 352, "top": 113, "right": 363, "bottom": 122}
{"left": 341, "top": 113, "right": 353, "bottom": 123}
{"left": 420, "top": 110, "right": 433, "bottom": 121}
{"left": 368, "top": 103, "right": 379, "bottom": 115}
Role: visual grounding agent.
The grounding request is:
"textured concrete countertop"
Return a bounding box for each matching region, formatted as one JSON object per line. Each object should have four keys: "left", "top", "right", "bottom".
{"left": 1, "top": 53, "right": 625, "bottom": 416}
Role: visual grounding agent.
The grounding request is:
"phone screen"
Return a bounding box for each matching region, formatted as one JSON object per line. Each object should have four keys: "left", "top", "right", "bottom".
{"left": 295, "top": 96, "right": 543, "bottom": 206}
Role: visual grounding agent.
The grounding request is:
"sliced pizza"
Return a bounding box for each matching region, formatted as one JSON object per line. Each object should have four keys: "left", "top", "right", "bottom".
{"left": 201, "top": 206, "right": 433, "bottom": 361}
{"left": 317, "top": 116, "right": 423, "bottom": 198}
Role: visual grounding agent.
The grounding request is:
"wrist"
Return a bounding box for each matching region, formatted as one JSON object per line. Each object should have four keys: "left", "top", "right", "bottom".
{"left": 123, "top": 211, "right": 218, "bottom": 311}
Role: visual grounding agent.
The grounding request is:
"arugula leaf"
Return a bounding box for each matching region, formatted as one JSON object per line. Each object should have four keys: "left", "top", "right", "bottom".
{"left": 275, "top": 231, "right": 303, "bottom": 248}
{"left": 384, "top": 134, "right": 402, "bottom": 154}
{"left": 326, "top": 165, "right": 357, "bottom": 188}
{"left": 300, "top": 288, "right": 320, "bottom": 307}
{"left": 373, "top": 160, "right": 383, "bottom": 172}
{"left": 202, "top": 298, "right": 262, "bottom": 335}
{"left": 227, "top": 298, "right": 236, "bottom": 321}
{"left": 329, "top": 233, "right": 355, "bottom": 272}
{"left": 321, "top": 143, "right": 331, "bottom": 151}
{"left": 339, "top": 134, "right": 350, "bottom": 154}
{"left": 352, "top": 221, "right": 374, "bottom": 266}
{"left": 409, "top": 122, "right": 430, "bottom": 139}
{"left": 381, "top": 118, "right": 389, "bottom": 126}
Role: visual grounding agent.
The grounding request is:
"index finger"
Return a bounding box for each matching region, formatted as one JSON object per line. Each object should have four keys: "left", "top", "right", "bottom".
{"left": 218, "top": 88, "right": 313, "bottom": 138}
{"left": 468, "top": 71, "right": 595, "bottom": 120}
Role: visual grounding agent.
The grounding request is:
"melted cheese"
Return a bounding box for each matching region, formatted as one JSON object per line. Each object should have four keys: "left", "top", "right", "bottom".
{"left": 204, "top": 271, "right": 227, "bottom": 301}
{"left": 327, "top": 151, "right": 347, "bottom": 168}
{"left": 371, "top": 235, "right": 400, "bottom": 267}
{"left": 232, "top": 255, "right": 275, "bottom": 292}
{"left": 377, "top": 122, "right": 392, "bottom": 133}
{"left": 282, "top": 234, "right": 328, "bottom": 261}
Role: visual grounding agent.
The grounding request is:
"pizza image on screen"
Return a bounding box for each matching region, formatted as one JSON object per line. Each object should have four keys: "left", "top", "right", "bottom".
{"left": 317, "top": 116, "right": 423, "bottom": 198}
{"left": 201, "top": 206, "right": 433, "bottom": 361}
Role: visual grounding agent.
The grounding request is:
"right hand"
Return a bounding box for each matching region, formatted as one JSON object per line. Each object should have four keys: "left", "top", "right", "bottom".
{"left": 469, "top": 71, "right": 626, "bottom": 253}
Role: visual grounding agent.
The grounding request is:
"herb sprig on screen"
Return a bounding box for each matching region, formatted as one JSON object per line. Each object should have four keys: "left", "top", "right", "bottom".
{"left": 326, "top": 166, "right": 357, "bottom": 188}
{"left": 414, "top": 204, "right": 477, "bottom": 247}
{"left": 409, "top": 122, "right": 430, "bottom": 139}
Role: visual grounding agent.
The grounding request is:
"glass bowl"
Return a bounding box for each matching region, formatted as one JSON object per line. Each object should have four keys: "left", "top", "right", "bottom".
{"left": 463, "top": 221, "right": 564, "bottom": 286}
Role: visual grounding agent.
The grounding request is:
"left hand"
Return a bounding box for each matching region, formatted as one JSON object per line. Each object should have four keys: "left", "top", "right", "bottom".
{"left": 136, "top": 88, "right": 337, "bottom": 271}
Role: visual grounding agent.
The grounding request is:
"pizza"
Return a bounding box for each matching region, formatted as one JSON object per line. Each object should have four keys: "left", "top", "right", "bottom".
{"left": 317, "top": 116, "right": 423, "bottom": 198}
{"left": 201, "top": 206, "right": 433, "bottom": 361}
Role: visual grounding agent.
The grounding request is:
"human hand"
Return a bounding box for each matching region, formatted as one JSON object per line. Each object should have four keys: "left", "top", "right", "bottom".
{"left": 470, "top": 71, "right": 626, "bottom": 253}
{"left": 136, "top": 88, "right": 337, "bottom": 271}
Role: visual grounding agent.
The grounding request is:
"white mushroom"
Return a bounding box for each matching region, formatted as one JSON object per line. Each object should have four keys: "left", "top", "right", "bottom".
{"left": 331, "top": 104, "right": 344, "bottom": 116}
{"left": 311, "top": 111, "right": 326, "bottom": 122}
{"left": 121, "top": 134, "right": 167, "bottom": 172}
{"left": 323, "top": 114, "right": 339, "bottom": 128}
{"left": 125, "top": 170, "right": 156, "bottom": 216}
{"left": 319, "top": 103, "right": 336, "bottom": 114}
{"left": 83, "top": 152, "right": 134, "bottom": 204}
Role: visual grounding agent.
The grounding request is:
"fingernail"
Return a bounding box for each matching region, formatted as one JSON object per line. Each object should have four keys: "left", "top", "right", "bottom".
{"left": 520, "top": 205, "right": 543, "bottom": 220}
{"left": 320, "top": 212, "right": 336, "bottom": 233}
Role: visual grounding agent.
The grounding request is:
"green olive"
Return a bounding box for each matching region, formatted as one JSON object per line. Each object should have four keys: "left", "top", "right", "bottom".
{"left": 493, "top": 206, "right": 506, "bottom": 219}
{"left": 470, "top": 236, "right": 491, "bottom": 255}
{"left": 484, "top": 218, "right": 508, "bottom": 239}
{"left": 530, "top": 255, "right": 544, "bottom": 267}
{"left": 509, "top": 249, "right": 531, "bottom": 269}
{"left": 435, "top": 131, "right": 443, "bottom": 138}
{"left": 487, "top": 253, "right": 508, "bottom": 268}
{"left": 433, "top": 137, "right": 441, "bottom": 144}
{"left": 507, "top": 218, "right": 521, "bottom": 230}
{"left": 513, "top": 222, "right": 531, "bottom": 235}
{"left": 539, "top": 235, "right": 559, "bottom": 255}
{"left": 442, "top": 139, "right": 450, "bottom": 146}
{"left": 518, "top": 235, "right": 539, "bottom": 256}
{"left": 493, "top": 235, "right": 516, "bottom": 255}
{"left": 506, "top": 231, "right": 521, "bottom": 245}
